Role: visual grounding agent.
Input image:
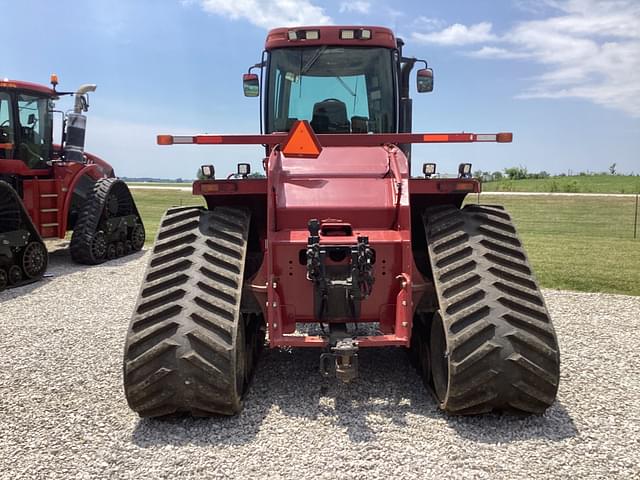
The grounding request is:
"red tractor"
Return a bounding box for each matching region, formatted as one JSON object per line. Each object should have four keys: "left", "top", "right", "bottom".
{"left": 0, "top": 77, "right": 144, "bottom": 291}
{"left": 123, "top": 26, "right": 560, "bottom": 417}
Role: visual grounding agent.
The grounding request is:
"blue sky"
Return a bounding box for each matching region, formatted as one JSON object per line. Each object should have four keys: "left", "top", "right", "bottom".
{"left": 3, "top": 0, "right": 639, "bottom": 178}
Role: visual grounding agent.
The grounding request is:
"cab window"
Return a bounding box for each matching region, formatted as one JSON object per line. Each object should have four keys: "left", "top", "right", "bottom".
{"left": 0, "top": 92, "right": 14, "bottom": 159}
{"left": 267, "top": 47, "right": 396, "bottom": 134}
{"left": 17, "top": 94, "right": 52, "bottom": 168}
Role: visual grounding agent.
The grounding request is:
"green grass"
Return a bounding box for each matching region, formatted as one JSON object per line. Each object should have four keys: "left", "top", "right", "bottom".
{"left": 131, "top": 190, "right": 204, "bottom": 245}
{"left": 466, "top": 194, "right": 640, "bottom": 296}
{"left": 482, "top": 174, "right": 640, "bottom": 194}
{"left": 130, "top": 189, "right": 640, "bottom": 296}
{"left": 128, "top": 182, "right": 192, "bottom": 187}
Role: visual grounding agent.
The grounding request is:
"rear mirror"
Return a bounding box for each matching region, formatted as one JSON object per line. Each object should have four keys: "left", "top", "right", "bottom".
{"left": 243, "top": 74, "right": 259, "bottom": 97}
{"left": 27, "top": 113, "right": 37, "bottom": 125}
{"left": 417, "top": 68, "right": 434, "bottom": 93}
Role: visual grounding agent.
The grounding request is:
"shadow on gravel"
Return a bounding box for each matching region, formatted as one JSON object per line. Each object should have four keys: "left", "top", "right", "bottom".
{"left": 0, "top": 244, "right": 145, "bottom": 299}
{"left": 444, "top": 401, "right": 577, "bottom": 443}
{"left": 131, "top": 347, "right": 577, "bottom": 447}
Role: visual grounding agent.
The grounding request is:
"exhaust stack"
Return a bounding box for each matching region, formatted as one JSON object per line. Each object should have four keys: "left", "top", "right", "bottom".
{"left": 64, "top": 84, "right": 97, "bottom": 163}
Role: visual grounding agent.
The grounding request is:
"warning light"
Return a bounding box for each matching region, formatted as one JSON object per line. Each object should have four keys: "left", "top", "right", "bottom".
{"left": 157, "top": 135, "right": 174, "bottom": 145}
{"left": 282, "top": 120, "right": 322, "bottom": 158}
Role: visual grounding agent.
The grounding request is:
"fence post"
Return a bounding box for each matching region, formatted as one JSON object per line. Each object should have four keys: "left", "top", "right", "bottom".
{"left": 634, "top": 193, "right": 638, "bottom": 239}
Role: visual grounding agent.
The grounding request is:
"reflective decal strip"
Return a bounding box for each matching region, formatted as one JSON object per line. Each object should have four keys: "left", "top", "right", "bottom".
{"left": 172, "top": 136, "right": 195, "bottom": 144}
{"left": 476, "top": 134, "right": 497, "bottom": 141}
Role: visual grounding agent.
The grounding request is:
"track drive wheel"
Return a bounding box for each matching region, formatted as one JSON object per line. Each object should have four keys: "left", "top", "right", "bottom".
{"left": 424, "top": 205, "right": 560, "bottom": 415}
{"left": 22, "top": 241, "right": 48, "bottom": 279}
{"left": 123, "top": 206, "right": 261, "bottom": 417}
{"left": 131, "top": 223, "right": 145, "bottom": 251}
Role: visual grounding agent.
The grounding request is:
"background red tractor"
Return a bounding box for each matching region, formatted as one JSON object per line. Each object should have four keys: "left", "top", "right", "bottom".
{"left": 123, "top": 26, "right": 560, "bottom": 417}
{"left": 0, "top": 77, "right": 144, "bottom": 291}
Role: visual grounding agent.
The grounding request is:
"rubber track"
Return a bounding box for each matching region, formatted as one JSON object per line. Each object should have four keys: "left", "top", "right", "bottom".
{"left": 70, "top": 177, "right": 143, "bottom": 264}
{"left": 0, "top": 181, "right": 48, "bottom": 290}
{"left": 424, "top": 204, "right": 560, "bottom": 414}
{"left": 123, "top": 206, "right": 251, "bottom": 417}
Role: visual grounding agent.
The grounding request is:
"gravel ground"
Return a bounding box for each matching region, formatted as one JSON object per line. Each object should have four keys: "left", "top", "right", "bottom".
{"left": 1, "top": 244, "right": 639, "bottom": 480}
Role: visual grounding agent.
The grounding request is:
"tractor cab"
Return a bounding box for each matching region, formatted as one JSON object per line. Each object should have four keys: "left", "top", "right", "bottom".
{"left": 243, "top": 26, "right": 433, "bottom": 161}
{"left": 0, "top": 80, "right": 55, "bottom": 171}
{"left": 245, "top": 27, "right": 432, "bottom": 135}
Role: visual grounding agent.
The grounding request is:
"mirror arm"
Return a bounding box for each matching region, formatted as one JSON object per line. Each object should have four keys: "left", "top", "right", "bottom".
{"left": 248, "top": 61, "right": 266, "bottom": 74}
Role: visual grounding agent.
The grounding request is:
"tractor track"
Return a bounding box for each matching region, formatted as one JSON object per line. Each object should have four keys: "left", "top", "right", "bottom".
{"left": 70, "top": 177, "right": 145, "bottom": 264}
{"left": 123, "top": 206, "right": 257, "bottom": 417}
{"left": 423, "top": 205, "right": 560, "bottom": 414}
{"left": 0, "top": 251, "right": 639, "bottom": 479}
{"left": 0, "top": 181, "right": 48, "bottom": 291}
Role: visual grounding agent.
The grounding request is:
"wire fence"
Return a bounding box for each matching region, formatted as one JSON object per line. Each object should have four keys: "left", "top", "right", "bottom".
{"left": 470, "top": 193, "right": 640, "bottom": 241}
{"left": 465, "top": 192, "right": 640, "bottom": 295}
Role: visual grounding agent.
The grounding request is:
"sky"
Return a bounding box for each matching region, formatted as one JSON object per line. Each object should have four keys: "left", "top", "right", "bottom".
{"left": 2, "top": 0, "right": 639, "bottom": 178}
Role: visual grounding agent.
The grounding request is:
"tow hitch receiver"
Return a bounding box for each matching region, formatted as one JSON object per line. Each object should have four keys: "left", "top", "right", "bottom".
{"left": 320, "top": 337, "right": 359, "bottom": 383}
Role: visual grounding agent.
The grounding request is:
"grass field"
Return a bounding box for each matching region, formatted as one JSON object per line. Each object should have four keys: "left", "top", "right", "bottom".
{"left": 482, "top": 174, "right": 640, "bottom": 194}
{"left": 131, "top": 190, "right": 640, "bottom": 296}
{"left": 128, "top": 182, "right": 192, "bottom": 187}
{"left": 131, "top": 189, "right": 204, "bottom": 243}
{"left": 467, "top": 194, "right": 639, "bottom": 296}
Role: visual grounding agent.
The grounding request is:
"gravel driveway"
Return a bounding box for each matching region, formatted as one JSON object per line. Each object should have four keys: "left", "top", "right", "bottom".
{"left": 1, "top": 245, "right": 639, "bottom": 479}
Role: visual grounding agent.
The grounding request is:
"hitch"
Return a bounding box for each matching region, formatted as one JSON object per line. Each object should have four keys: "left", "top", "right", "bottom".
{"left": 320, "top": 337, "right": 359, "bottom": 383}
{"left": 306, "top": 218, "right": 375, "bottom": 321}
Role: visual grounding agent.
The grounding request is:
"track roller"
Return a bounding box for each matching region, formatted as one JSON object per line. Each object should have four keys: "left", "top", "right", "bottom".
{"left": 123, "top": 206, "right": 263, "bottom": 417}
{"left": 423, "top": 204, "right": 560, "bottom": 415}
{"left": 70, "top": 177, "right": 145, "bottom": 265}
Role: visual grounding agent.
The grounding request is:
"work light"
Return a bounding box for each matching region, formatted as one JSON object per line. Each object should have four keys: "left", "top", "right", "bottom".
{"left": 423, "top": 163, "right": 436, "bottom": 178}
{"left": 201, "top": 165, "right": 215, "bottom": 179}
{"left": 237, "top": 163, "right": 250, "bottom": 178}
{"left": 458, "top": 163, "right": 472, "bottom": 178}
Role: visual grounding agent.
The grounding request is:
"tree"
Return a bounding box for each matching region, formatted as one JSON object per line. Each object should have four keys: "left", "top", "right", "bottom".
{"left": 196, "top": 168, "right": 205, "bottom": 180}
{"left": 609, "top": 163, "right": 617, "bottom": 175}
{"left": 504, "top": 166, "right": 528, "bottom": 180}
{"left": 492, "top": 171, "right": 503, "bottom": 180}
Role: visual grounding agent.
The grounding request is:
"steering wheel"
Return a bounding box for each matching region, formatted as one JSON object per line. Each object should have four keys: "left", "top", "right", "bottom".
{"left": 19, "top": 142, "right": 44, "bottom": 165}
{"left": 317, "top": 98, "right": 348, "bottom": 131}
{"left": 0, "top": 119, "right": 9, "bottom": 127}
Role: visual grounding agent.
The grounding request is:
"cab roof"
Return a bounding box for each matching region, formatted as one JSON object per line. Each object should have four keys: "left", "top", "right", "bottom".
{"left": 265, "top": 26, "right": 397, "bottom": 50}
{"left": 0, "top": 79, "right": 56, "bottom": 97}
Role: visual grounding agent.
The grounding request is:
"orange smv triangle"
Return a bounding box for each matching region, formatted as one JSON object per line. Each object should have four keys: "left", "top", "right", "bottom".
{"left": 282, "top": 120, "right": 323, "bottom": 158}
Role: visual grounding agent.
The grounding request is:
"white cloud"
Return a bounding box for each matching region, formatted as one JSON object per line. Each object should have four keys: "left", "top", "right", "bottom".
{"left": 412, "top": 22, "right": 497, "bottom": 46}
{"left": 467, "top": 46, "right": 531, "bottom": 59}
{"left": 339, "top": 1, "right": 370, "bottom": 14}
{"left": 413, "top": 0, "right": 640, "bottom": 117}
{"left": 195, "top": 0, "right": 332, "bottom": 29}
{"left": 412, "top": 16, "right": 446, "bottom": 31}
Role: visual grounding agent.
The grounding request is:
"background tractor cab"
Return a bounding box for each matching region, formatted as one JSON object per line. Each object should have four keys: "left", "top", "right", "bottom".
{"left": 0, "top": 76, "right": 143, "bottom": 291}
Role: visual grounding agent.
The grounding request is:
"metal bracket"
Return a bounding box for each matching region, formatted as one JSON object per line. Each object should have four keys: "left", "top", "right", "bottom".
{"left": 319, "top": 337, "right": 359, "bottom": 383}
